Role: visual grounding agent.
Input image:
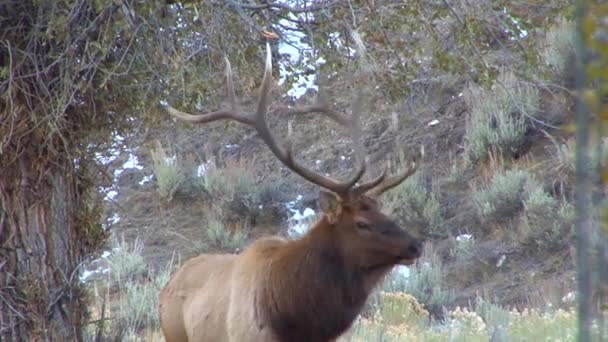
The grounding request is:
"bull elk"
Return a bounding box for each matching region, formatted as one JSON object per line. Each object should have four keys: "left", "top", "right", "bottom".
{"left": 159, "top": 43, "right": 423, "bottom": 342}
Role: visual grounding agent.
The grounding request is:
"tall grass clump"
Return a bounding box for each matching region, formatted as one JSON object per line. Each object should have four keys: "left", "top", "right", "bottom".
{"left": 554, "top": 137, "right": 608, "bottom": 177}
{"left": 474, "top": 297, "right": 511, "bottom": 339}
{"left": 200, "top": 156, "right": 260, "bottom": 209}
{"left": 473, "top": 168, "right": 575, "bottom": 247}
{"left": 150, "top": 140, "right": 185, "bottom": 200}
{"left": 381, "top": 172, "right": 444, "bottom": 235}
{"left": 205, "top": 217, "right": 247, "bottom": 252}
{"left": 520, "top": 190, "right": 575, "bottom": 247}
{"left": 106, "top": 236, "right": 147, "bottom": 287}
{"left": 114, "top": 264, "right": 172, "bottom": 338}
{"left": 85, "top": 238, "right": 176, "bottom": 342}
{"left": 542, "top": 18, "right": 576, "bottom": 76}
{"left": 395, "top": 256, "right": 455, "bottom": 316}
{"left": 451, "top": 235, "right": 476, "bottom": 262}
{"left": 473, "top": 169, "right": 532, "bottom": 222}
{"left": 464, "top": 73, "right": 539, "bottom": 164}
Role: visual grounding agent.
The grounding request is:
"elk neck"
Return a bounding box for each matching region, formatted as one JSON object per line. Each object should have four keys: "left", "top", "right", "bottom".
{"left": 257, "top": 216, "right": 378, "bottom": 342}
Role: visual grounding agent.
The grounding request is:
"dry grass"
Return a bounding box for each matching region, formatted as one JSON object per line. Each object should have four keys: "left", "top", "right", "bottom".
{"left": 83, "top": 238, "right": 176, "bottom": 341}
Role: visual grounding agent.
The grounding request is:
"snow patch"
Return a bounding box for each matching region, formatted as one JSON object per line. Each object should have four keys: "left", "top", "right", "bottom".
{"left": 104, "top": 189, "right": 118, "bottom": 201}
{"left": 286, "top": 194, "right": 316, "bottom": 237}
{"left": 456, "top": 234, "right": 473, "bottom": 242}
{"left": 395, "top": 266, "right": 411, "bottom": 278}
{"left": 139, "top": 174, "right": 153, "bottom": 185}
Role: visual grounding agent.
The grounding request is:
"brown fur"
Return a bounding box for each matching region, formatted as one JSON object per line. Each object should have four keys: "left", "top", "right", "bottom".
{"left": 159, "top": 196, "right": 422, "bottom": 342}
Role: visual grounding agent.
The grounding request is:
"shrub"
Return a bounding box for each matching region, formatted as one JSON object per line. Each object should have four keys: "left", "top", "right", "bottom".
{"left": 377, "top": 292, "right": 429, "bottom": 327}
{"left": 205, "top": 218, "right": 247, "bottom": 252}
{"left": 381, "top": 172, "right": 444, "bottom": 235}
{"left": 519, "top": 193, "right": 575, "bottom": 247}
{"left": 107, "top": 236, "right": 147, "bottom": 287}
{"left": 85, "top": 239, "right": 175, "bottom": 341}
{"left": 474, "top": 297, "right": 511, "bottom": 339}
{"left": 473, "top": 169, "right": 531, "bottom": 222}
{"left": 451, "top": 235, "right": 476, "bottom": 263}
{"left": 149, "top": 140, "right": 185, "bottom": 200}
{"left": 464, "top": 74, "right": 539, "bottom": 164}
{"left": 116, "top": 265, "right": 172, "bottom": 336}
{"left": 200, "top": 156, "right": 259, "bottom": 210}
{"left": 519, "top": 188, "right": 557, "bottom": 241}
{"left": 542, "top": 18, "right": 576, "bottom": 76}
{"left": 555, "top": 137, "right": 576, "bottom": 174}
{"left": 554, "top": 137, "right": 608, "bottom": 177}
{"left": 397, "top": 256, "right": 455, "bottom": 316}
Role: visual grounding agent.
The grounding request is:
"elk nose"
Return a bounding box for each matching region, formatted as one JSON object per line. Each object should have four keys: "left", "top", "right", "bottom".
{"left": 407, "top": 241, "right": 423, "bottom": 258}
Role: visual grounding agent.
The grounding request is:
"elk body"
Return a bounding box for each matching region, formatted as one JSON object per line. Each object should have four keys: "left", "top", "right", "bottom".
{"left": 159, "top": 44, "right": 423, "bottom": 342}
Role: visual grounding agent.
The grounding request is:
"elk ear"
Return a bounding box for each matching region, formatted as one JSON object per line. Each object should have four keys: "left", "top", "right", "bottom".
{"left": 319, "top": 190, "right": 342, "bottom": 224}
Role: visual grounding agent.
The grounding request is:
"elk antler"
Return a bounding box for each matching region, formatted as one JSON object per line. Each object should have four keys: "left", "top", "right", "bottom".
{"left": 365, "top": 161, "right": 418, "bottom": 197}
{"left": 166, "top": 43, "right": 366, "bottom": 196}
{"left": 355, "top": 145, "right": 421, "bottom": 197}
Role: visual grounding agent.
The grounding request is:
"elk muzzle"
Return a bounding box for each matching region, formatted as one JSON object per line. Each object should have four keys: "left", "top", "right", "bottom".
{"left": 397, "top": 239, "right": 423, "bottom": 265}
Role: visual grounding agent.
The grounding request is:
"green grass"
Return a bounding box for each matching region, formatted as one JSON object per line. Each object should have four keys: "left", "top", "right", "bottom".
{"left": 200, "top": 156, "right": 259, "bottom": 207}
{"left": 205, "top": 217, "right": 247, "bottom": 252}
{"left": 542, "top": 18, "right": 576, "bottom": 76}
{"left": 84, "top": 238, "right": 175, "bottom": 342}
{"left": 106, "top": 236, "right": 147, "bottom": 287}
{"left": 378, "top": 254, "right": 454, "bottom": 318}
{"left": 519, "top": 189, "right": 574, "bottom": 247}
{"left": 464, "top": 73, "right": 539, "bottom": 164}
{"left": 343, "top": 296, "right": 601, "bottom": 342}
{"left": 114, "top": 265, "right": 171, "bottom": 338}
{"left": 381, "top": 172, "right": 444, "bottom": 235}
{"left": 473, "top": 169, "right": 531, "bottom": 222}
{"left": 149, "top": 140, "right": 186, "bottom": 200}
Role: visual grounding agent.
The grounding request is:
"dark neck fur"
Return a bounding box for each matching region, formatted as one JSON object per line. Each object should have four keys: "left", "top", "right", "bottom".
{"left": 258, "top": 218, "right": 373, "bottom": 342}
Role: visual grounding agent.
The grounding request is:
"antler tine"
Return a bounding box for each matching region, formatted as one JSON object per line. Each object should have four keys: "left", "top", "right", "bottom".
{"left": 355, "top": 144, "right": 423, "bottom": 197}
{"left": 282, "top": 91, "right": 351, "bottom": 126}
{"left": 367, "top": 160, "right": 418, "bottom": 197}
{"left": 166, "top": 55, "right": 254, "bottom": 125}
{"left": 351, "top": 170, "right": 387, "bottom": 196}
{"left": 252, "top": 43, "right": 366, "bottom": 195}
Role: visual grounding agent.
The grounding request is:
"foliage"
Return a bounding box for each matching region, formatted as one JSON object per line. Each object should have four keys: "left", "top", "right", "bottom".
{"left": 344, "top": 296, "right": 590, "bottom": 342}
{"left": 205, "top": 218, "right": 247, "bottom": 252}
{"left": 474, "top": 297, "right": 511, "bottom": 338}
{"left": 464, "top": 72, "right": 539, "bottom": 164}
{"left": 381, "top": 172, "right": 444, "bottom": 235}
{"left": 200, "top": 156, "right": 260, "bottom": 209}
{"left": 387, "top": 256, "right": 455, "bottom": 317}
{"left": 106, "top": 236, "right": 147, "bottom": 287}
{"left": 555, "top": 137, "right": 577, "bottom": 174}
{"left": 451, "top": 236, "right": 476, "bottom": 263}
{"left": 543, "top": 18, "right": 577, "bottom": 75}
{"left": 85, "top": 239, "right": 173, "bottom": 341}
{"left": 150, "top": 141, "right": 186, "bottom": 200}
{"left": 519, "top": 189, "right": 575, "bottom": 247}
{"left": 473, "top": 169, "right": 531, "bottom": 222}
{"left": 116, "top": 268, "right": 171, "bottom": 338}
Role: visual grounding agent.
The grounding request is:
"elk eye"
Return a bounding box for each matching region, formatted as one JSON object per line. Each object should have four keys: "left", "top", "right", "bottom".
{"left": 356, "top": 221, "right": 370, "bottom": 230}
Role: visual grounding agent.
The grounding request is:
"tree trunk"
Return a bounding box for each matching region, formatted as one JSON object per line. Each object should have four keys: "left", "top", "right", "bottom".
{"left": 0, "top": 152, "right": 93, "bottom": 341}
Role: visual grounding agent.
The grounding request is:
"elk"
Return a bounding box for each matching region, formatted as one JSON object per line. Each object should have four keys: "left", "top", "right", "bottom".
{"left": 159, "top": 43, "right": 423, "bottom": 342}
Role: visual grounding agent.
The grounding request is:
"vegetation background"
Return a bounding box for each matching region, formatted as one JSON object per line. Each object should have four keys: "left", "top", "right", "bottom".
{"left": 0, "top": 0, "right": 607, "bottom": 341}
